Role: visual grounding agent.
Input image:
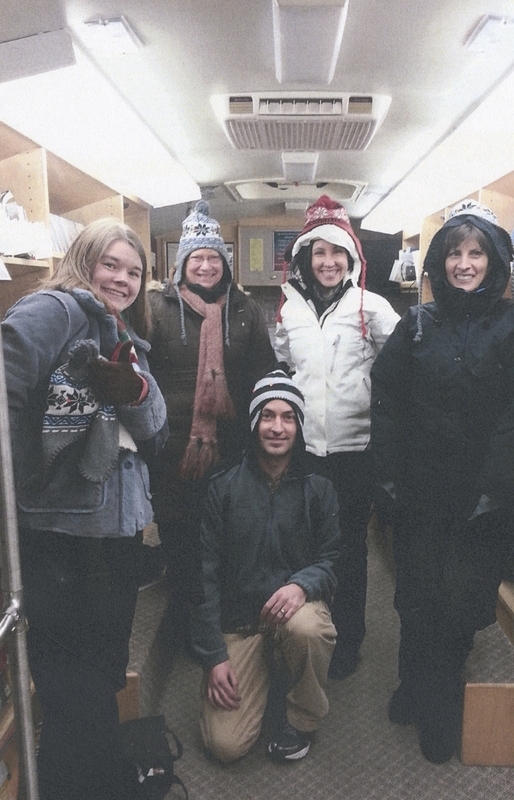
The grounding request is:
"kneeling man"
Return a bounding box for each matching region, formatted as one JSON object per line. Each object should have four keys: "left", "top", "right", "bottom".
{"left": 190, "top": 369, "right": 340, "bottom": 763}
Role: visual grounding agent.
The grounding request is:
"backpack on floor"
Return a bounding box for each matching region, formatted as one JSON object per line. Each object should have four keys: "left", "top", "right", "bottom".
{"left": 120, "top": 715, "right": 188, "bottom": 800}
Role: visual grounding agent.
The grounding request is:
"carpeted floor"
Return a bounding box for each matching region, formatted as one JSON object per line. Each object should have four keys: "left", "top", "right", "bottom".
{"left": 131, "top": 522, "right": 514, "bottom": 800}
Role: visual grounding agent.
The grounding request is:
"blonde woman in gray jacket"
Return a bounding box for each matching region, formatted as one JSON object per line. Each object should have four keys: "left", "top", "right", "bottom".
{"left": 275, "top": 195, "right": 399, "bottom": 680}
{"left": 2, "top": 218, "right": 167, "bottom": 800}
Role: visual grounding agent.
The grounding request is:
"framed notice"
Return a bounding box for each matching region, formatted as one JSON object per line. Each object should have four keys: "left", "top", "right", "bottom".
{"left": 166, "top": 242, "right": 179, "bottom": 277}
{"left": 239, "top": 226, "right": 301, "bottom": 286}
{"left": 225, "top": 242, "right": 234, "bottom": 270}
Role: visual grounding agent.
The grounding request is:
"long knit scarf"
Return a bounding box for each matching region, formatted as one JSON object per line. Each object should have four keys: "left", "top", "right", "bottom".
{"left": 179, "top": 285, "right": 235, "bottom": 480}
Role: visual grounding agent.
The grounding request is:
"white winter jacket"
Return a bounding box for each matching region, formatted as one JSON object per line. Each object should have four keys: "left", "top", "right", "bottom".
{"left": 275, "top": 281, "right": 400, "bottom": 457}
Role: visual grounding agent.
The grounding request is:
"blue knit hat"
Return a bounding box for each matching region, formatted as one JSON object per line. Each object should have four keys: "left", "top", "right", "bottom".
{"left": 174, "top": 200, "right": 232, "bottom": 286}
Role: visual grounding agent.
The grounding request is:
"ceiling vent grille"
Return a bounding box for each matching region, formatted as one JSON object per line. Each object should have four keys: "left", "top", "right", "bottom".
{"left": 226, "top": 118, "right": 374, "bottom": 151}
{"left": 212, "top": 92, "right": 391, "bottom": 152}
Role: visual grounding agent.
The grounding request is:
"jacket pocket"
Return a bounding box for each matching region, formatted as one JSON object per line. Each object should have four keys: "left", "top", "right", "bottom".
{"left": 18, "top": 460, "right": 107, "bottom": 514}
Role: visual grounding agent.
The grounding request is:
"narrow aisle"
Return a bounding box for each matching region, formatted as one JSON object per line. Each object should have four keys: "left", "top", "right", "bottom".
{"left": 153, "top": 522, "right": 514, "bottom": 800}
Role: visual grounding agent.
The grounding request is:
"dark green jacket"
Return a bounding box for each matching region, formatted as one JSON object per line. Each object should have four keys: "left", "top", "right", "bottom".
{"left": 190, "top": 455, "right": 340, "bottom": 669}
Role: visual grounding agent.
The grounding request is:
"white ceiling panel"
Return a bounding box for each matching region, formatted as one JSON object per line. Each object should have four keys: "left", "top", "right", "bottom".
{"left": 2, "top": 0, "right": 514, "bottom": 233}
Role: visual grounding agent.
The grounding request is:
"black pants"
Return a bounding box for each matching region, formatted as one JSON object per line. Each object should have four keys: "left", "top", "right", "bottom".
{"left": 155, "top": 475, "right": 208, "bottom": 606}
{"left": 304, "top": 451, "right": 373, "bottom": 661}
{"left": 19, "top": 529, "right": 142, "bottom": 800}
{"left": 393, "top": 507, "right": 514, "bottom": 692}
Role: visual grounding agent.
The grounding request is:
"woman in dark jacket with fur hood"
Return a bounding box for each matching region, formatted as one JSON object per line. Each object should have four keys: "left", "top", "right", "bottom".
{"left": 370, "top": 200, "right": 514, "bottom": 764}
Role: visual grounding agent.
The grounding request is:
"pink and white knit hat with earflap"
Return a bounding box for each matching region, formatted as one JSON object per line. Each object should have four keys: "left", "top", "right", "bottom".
{"left": 284, "top": 195, "right": 368, "bottom": 335}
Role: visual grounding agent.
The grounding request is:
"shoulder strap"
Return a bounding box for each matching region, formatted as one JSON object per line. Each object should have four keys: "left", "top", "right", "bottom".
{"left": 164, "top": 727, "right": 188, "bottom": 799}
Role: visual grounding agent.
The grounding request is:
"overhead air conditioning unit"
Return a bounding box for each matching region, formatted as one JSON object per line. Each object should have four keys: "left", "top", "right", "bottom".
{"left": 211, "top": 92, "right": 391, "bottom": 152}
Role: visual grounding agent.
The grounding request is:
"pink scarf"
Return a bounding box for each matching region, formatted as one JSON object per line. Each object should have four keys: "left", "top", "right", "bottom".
{"left": 179, "top": 285, "right": 235, "bottom": 480}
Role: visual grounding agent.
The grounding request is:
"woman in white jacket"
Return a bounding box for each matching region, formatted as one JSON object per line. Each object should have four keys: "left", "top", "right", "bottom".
{"left": 275, "top": 195, "right": 400, "bottom": 679}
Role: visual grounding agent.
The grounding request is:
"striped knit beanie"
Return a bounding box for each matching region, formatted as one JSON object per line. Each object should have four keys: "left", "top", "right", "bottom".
{"left": 249, "top": 369, "right": 305, "bottom": 432}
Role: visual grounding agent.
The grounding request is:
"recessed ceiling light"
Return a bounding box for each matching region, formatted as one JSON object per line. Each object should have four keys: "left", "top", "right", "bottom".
{"left": 465, "top": 14, "right": 514, "bottom": 53}
{"left": 82, "top": 16, "right": 142, "bottom": 55}
{"left": 0, "top": 48, "right": 200, "bottom": 208}
{"left": 273, "top": 0, "right": 348, "bottom": 84}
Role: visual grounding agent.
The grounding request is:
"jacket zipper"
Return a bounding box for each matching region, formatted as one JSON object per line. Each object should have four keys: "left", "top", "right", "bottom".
{"left": 330, "top": 334, "right": 341, "bottom": 374}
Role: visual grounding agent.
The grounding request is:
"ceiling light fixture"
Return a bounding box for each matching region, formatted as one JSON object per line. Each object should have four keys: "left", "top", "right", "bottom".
{"left": 465, "top": 14, "right": 514, "bottom": 54}
{"left": 0, "top": 47, "right": 200, "bottom": 208}
{"left": 282, "top": 152, "right": 319, "bottom": 182}
{"left": 82, "top": 16, "right": 143, "bottom": 54}
{"left": 226, "top": 179, "right": 365, "bottom": 204}
{"left": 285, "top": 201, "right": 308, "bottom": 212}
{"left": 272, "top": 0, "right": 348, "bottom": 84}
{"left": 0, "top": 29, "right": 75, "bottom": 84}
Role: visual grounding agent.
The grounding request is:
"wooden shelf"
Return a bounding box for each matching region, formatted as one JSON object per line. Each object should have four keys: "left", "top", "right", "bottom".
{"left": 2, "top": 257, "right": 48, "bottom": 268}
{"left": 1, "top": 260, "right": 51, "bottom": 318}
{"left": 0, "top": 119, "right": 152, "bottom": 315}
{"left": 497, "top": 581, "right": 514, "bottom": 646}
{"left": 411, "top": 179, "right": 514, "bottom": 303}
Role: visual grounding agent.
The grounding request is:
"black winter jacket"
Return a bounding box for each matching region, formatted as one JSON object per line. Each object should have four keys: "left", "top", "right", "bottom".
{"left": 370, "top": 213, "right": 514, "bottom": 518}
{"left": 190, "top": 455, "right": 340, "bottom": 669}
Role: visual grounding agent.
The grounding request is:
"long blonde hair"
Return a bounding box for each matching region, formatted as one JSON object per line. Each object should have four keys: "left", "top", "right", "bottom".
{"left": 41, "top": 218, "right": 151, "bottom": 338}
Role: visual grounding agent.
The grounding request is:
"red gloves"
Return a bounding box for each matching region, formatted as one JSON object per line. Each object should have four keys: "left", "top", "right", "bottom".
{"left": 89, "top": 340, "right": 144, "bottom": 406}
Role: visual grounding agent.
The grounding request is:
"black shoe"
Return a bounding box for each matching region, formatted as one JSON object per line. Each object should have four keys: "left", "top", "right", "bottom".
{"left": 418, "top": 719, "right": 458, "bottom": 764}
{"left": 268, "top": 722, "right": 311, "bottom": 762}
{"left": 416, "top": 680, "right": 463, "bottom": 764}
{"left": 388, "top": 683, "right": 418, "bottom": 725}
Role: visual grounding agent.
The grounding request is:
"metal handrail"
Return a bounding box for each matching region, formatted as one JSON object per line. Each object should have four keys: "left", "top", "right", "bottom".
{"left": 0, "top": 324, "right": 39, "bottom": 800}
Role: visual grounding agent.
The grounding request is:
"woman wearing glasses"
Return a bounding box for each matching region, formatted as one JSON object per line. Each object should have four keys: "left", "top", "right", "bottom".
{"left": 147, "top": 201, "right": 274, "bottom": 625}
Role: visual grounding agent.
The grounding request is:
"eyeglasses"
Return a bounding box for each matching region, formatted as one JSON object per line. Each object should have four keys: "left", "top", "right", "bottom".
{"left": 188, "top": 254, "right": 222, "bottom": 266}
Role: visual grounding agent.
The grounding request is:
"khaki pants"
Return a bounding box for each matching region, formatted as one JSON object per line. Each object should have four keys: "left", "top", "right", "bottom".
{"left": 200, "top": 600, "right": 336, "bottom": 763}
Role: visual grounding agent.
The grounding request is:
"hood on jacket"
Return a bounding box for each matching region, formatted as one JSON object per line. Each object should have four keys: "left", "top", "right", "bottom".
{"left": 423, "top": 210, "right": 513, "bottom": 318}
{"left": 286, "top": 195, "right": 366, "bottom": 289}
{"left": 280, "top": 195, "right": 369, "bottom": 336}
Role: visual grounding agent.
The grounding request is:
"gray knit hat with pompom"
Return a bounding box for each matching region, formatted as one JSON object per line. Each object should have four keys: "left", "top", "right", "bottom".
{"left": 174, "top": 200, "right": 232, "bottom": 285}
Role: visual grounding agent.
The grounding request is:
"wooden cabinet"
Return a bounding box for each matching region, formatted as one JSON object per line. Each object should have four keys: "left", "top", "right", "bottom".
{"left": 0, "top": 120, "right": 151, "bottom": 318}
{"left": 408, "top": 175, "right": 514, "bottom": 303}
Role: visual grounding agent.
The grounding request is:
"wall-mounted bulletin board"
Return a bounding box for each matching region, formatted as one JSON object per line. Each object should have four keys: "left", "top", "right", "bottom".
{"left": 239, "top": 227, "right": 299, "bottom": 286}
